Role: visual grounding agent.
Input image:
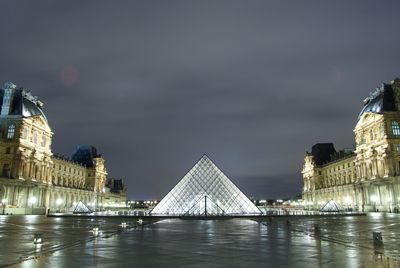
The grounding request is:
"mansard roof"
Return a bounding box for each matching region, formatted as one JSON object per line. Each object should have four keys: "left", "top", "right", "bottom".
{"left": 358, "top": 81, "right": 398, "bottom": 120}
{"left": 0, "top": 82, "right": 48, "bottom": 122}
{"left": 71, "top": 145, "right": 101, "bottom": 167}
{"left": 311, "top": 143, "right": 336, "bottom": 166}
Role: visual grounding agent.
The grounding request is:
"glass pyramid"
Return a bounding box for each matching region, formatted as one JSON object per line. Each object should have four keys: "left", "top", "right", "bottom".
{"left": 151, "top": 155, "right": 262, "bottom": 216}
{"left": 320, "top": 200, "right": 342, "bottom": 212}
{"left": 73, "top": 200, "right": 92, "bottom": 214}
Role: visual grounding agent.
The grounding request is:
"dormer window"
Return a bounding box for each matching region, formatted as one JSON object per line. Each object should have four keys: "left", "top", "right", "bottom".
{"left": 392, "top": 121, "right": 400, "bottom": 136}
{"left": 7, "top": 124, "right": 15, "bottom": 139}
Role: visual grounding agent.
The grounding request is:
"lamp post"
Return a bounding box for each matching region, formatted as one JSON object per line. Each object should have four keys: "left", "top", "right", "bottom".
{"left": 1, "top": 199, "right": 6, "bottom": 215}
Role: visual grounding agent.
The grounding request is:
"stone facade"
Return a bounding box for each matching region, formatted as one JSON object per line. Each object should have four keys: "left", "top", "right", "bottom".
{"left": 0, "top": 82, "right": 126, "bottom": 214}
{"left": 303, "top": 78, "right": 400, "bottom": 212}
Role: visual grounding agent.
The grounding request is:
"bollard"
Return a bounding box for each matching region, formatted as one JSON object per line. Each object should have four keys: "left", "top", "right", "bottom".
{"left": 314, "top": 224, "right": 320, "bottom": 236}
{"left": 372, "top": 232, "right": 383, "bottom": 243}
{"left": 92, "top": 227, "right": 99, "bottom": 237}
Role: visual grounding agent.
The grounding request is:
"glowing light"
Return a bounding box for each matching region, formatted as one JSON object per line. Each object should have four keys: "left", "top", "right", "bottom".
{"left": 28, "top": 196, "right": 37, "bottom": 205}
{"left": 344, "top": 196, "right": 352, "bottom": 205}
{"left": 33, "top": 233, "right": 43, "bottom": 244}
{"left": 370, "top": 195, "right": 379, "bottom": 203}
{"left": 92, "top": 227, "right": 99, "bottom": 237}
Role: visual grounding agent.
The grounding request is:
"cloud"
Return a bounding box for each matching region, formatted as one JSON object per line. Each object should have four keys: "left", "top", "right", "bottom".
{"left": 1, "top": 1, "right": 400, "bottom": 199}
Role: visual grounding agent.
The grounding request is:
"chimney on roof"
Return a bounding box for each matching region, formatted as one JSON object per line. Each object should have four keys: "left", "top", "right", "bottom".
{"left": 1, "top": 82, "right": 17, "bottom": 116}
{"left": 391, "top": 77, "right": 400, "bottom": 111}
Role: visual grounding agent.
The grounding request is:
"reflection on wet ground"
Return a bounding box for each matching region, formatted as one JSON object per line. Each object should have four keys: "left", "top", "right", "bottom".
{"left": 0, "top": 213, "right": 399, "bottom": 267}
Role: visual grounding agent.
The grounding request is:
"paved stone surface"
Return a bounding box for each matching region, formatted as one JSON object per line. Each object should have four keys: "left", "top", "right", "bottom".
{"left": 0, "top": 213, "right": 399, "bottom": 267}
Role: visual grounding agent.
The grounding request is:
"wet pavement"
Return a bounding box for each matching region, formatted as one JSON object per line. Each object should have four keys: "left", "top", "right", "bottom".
{"left": 0, "top": 213, "right": 399, "bottom": 267}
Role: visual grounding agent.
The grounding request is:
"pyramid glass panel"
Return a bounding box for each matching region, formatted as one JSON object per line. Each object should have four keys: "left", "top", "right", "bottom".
{"left": 73, "top": 201, "right": 92, "bottom": 214}
{"left": 320, "top": 200, "right": 342, "bottom": 212}
{"left": 151, "top": 155, "right": 262, "bottom": 216}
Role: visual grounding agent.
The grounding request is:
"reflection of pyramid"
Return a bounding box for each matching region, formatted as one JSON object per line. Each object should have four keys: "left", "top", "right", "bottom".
{"left": 320, "top": 200, "right": 342, "bottom": 212}
{"left": 151, "top": 155, "right": 262, "bottom": 216}
{"left": 73, "top": 201, "right": 92, "bottom": 214}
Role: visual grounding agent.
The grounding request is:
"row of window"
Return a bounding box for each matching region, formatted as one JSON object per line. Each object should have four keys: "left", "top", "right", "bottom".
{"left": 324, "top": 162, "right": 355, "bottom": 174}
{"left": 53, "top": 164, "right": 85, "bottom": 175}
{"left": 6, "top": 123, "right": 49, "bottom": 148}
{"left": 359, "top": 121, "right": 400, "bottom": 145}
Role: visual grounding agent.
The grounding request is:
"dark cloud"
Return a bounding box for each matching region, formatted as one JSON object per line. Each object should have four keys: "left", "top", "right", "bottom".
{"left": 1, "top": 1, "right": 400, "bottom": 199}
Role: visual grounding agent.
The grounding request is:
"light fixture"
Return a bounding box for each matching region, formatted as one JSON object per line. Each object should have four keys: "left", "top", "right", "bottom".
{"left": 371, "top": 195, "right": 379, "bottom": 203}
{"left": 28, "top": 196, "right": 37, "bottom": 206}
{"left": 92, "top": 227, "right": 99, "bottom": 237}
{"left": 33, "top": 233, "right": 43, "bottom": 244}
{"left": 56, "top": 198, "right": 63, "bottom": 206}
{"left": 344, "top": 196, "right": 352, "bottom": 205}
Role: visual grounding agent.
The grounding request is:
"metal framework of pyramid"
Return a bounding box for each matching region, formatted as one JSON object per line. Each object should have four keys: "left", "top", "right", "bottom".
{"left": 73, "top": 201, "right": 92, "bottom": 214}
{"left": 320, "top": 200, "right": 342, "bottom": 212}
{"left": 151, "top": 155, "right": 262, "bottom": 216}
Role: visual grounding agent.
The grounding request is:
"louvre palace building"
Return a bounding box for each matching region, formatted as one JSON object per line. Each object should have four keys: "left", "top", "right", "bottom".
{"left": 0, "top": 82, "right": 126, "bottom": 214}
{"left": 303, "top": 77, "right": 400, "bottom": 212}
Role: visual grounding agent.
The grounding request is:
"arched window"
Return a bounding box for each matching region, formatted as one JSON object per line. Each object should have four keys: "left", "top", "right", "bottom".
{"left": 392, "top": 121, "right": 400, "bottom": 136}
{"left": 7, "top": 124, "right": 15, "bottom": 139}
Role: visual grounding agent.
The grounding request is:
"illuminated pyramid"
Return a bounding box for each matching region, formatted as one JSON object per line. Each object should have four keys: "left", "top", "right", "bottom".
{"left": 73, "top": 201, "right": 92, "bottom": 214}
{"left": 320, "top": 200, "right": 342, "bottom": 212}
{"left": 151, "top": 155, "right": 262, "bottom": 216}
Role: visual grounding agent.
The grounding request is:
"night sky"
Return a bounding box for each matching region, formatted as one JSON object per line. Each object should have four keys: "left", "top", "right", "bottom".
{"left": 1, "top": 1, "right": 399, "bottom": 200}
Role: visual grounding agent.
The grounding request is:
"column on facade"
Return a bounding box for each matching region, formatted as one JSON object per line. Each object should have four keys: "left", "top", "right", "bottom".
{"left": 26, "top": 160, "right": 32, "bottom": 179}
{"left": 384, "top": 158, "right": 391, "bottom": 176}
{"left": 45, "top": 165, "right": 51, "bottom": 184}
{"left": 16, "top": 159, "right": 24, "bottom": 179}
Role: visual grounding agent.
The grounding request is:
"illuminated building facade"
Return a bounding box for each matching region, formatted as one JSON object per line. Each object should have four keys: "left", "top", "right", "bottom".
{"left": 303, "top": 78, "right": 400, "bottom": 212}
{"left": 0, "top": 82, "right": 126, "bottom": 214}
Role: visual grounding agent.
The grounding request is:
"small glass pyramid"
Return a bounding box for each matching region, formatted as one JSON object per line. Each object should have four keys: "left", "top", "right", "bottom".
{"left": 73, "top": 200, "right": 92, "bottom": 214}
{"left": 151, "top": 155, "right": 262, "bottom": 216}
{"left": 320, "top": 199, "right": 342, "bottom": 212}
